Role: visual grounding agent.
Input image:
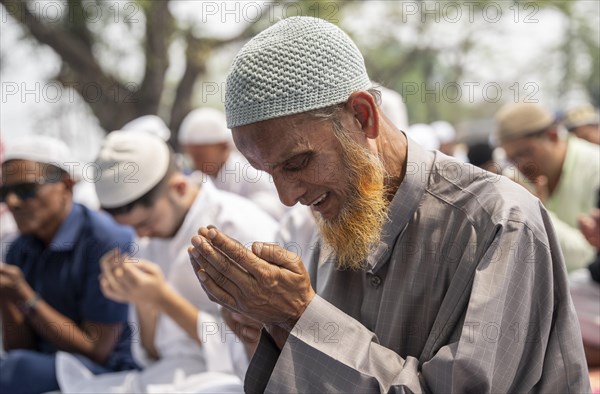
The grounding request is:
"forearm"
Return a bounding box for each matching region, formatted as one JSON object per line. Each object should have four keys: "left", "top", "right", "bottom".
{"left": 1, "top": 301, "right": 35, "bottom": 350}
{"left": 156, "top": 284, "right": 201, "bottom": 345}
{"left": 27, "top": 298, "right": 119, "bottom": 364}
{"left": 548, "top": 211, "right": 596, "bottom": 270}
{"left": 136, "top": 302, "right": 160, "bottom": 360}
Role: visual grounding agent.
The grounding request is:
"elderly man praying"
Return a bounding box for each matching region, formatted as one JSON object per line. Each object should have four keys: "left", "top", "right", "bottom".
{"left": 188, "top": 17, "right": 590, "bottom": 393}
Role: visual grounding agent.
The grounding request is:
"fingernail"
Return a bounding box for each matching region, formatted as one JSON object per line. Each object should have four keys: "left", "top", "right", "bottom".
{"left": 253, "top": 242, "right": 263, "bottom": 255}
{"left": 197, "top": 270, "right": 207, "bottom": 282}
{"left": 207, "top": 229, "right": 217, "bottom": 239}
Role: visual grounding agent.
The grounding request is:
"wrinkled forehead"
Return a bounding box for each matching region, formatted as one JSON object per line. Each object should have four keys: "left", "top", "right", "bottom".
{"left": 231, "top": 114, "right": 325, "bottom": 167}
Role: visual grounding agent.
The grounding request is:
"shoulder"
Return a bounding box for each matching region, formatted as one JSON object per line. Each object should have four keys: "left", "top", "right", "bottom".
{"left": 426, "top": 152, "right": 548, "bottom": 239}
{"left": 570, "top": 136, "right": 600, "bottom": 156}
{"left": 79, "top": 205, "right": 134, "bottom": 248}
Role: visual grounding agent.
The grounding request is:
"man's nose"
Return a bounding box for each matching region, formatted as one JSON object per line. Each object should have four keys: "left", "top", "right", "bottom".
{"left": 273, "top": 174, "right": 306, "bottom": 207}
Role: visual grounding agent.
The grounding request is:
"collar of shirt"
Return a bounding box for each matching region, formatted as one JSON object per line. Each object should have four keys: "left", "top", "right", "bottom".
{"left": 367, "top": 136, "right": 433, "bottom": 273}
{"left": 48, "top": 203, "right": 85, "bottom": 252}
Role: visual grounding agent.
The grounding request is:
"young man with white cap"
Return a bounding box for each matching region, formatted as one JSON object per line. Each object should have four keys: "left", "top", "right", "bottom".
{"left": 179, "top": 107, "right": 289, "bottom": 220}
{"left": 59, "top": 130, "right": 277, "bottom": 392}
{"left": 188, "top": 17, "right": 590, "bottom": 392}
{"left": 0, "top": 135, "right": 137, "bottom": 393}
{"left": 122, "top": 114, "right": 172, "bottom": 141}
{"left": 496, "top": 102, "right": 600, "bottom": 271}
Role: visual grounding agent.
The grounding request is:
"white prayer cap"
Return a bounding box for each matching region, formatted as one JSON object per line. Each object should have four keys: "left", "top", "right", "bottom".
{"left": 379, "top": 86, "right": 409, "bottom": 131}
{"left": 430, "top": 121, "right": 456, "bottom": 144}
{"left": 122, "top": 115, "right": 171, "bottom": 141}
{"left": 94, "top": 130, "right": 170, "bottom": 209}
{"left": 178, "top": 108, "right": 232, "bottom": 146}
{"left": 2, "top": 135, "right": 76, "bottom": 177}
{"left": 225, "top": 16, "right": 371, "bottom": 128}
{"left": 406, "top": 123, "right": 440, "bottom": 151}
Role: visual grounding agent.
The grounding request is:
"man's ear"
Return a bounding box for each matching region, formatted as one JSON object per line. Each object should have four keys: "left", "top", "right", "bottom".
{"left": 546, "top": 125, "right": 560, "bottom": 142}
{"left": 61, "top": 175, "right": 75, "bottom": 192}
{"left": 345, "top": 91, "right": 379, "bottom": 139}
{"left": 169, "top": 175, "right": 188, "bottom": 196}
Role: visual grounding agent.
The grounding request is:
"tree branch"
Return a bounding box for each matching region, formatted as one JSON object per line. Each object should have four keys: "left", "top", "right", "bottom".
{"left": 136, "top": 0, "right": 173, "bottom": 115}
{"left": 1, "top": 0, "right": 101, "bottom": 77}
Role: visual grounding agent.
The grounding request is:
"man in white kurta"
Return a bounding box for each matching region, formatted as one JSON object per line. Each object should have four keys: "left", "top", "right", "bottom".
{"left": 57, "top": 130, "right": 277, "bottom": 393}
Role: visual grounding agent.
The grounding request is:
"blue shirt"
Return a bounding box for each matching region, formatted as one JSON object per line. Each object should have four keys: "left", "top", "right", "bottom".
{"left": 6, "top": 203, "right": 137, "bottom": 371}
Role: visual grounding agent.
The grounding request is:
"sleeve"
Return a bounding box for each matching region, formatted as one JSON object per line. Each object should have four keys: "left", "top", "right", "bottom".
{"left": 245, "top": 208, "right": 591, "bottom": 393}
{"left": 546, "top": 210, "right": 595, "bottom": 271}
{"left": 80, "top": 228, "right": 133, "bottom": 324}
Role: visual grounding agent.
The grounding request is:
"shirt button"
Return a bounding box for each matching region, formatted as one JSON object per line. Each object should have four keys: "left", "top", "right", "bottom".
{"left": 370, "top": 275, "right": 382, "bottom": 288}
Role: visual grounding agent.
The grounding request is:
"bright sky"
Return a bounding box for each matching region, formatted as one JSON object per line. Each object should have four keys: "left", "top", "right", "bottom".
{"left": 1, "top": 0, "right": 598, "bottom": 160}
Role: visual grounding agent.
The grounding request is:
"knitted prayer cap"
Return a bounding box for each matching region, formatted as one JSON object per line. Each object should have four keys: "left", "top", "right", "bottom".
{"left": 225, "top": 17, "right": 372, "bottom": 128}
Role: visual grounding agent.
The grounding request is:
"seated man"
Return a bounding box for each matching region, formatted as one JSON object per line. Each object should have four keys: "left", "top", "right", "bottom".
{"left": 188, "top": 17, "right": 590, "bottom": 392}
{"left": 58, "top": 130, "right": 278, "bottom": 392}
{"left": 0, "top": 136, "right": 136, "bottom": 393}
{"left": 496, "top": 102, "right": 600, "bottom": 271}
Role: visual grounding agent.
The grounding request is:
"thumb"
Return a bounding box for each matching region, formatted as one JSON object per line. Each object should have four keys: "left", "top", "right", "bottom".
{"left": 252, "top": 242, "right": 304, "bottom": 273}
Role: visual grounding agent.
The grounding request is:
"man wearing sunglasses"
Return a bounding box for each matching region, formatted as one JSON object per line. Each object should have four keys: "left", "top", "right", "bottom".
{"left": 0, "top": 136, "right": 137, "bottom": 393}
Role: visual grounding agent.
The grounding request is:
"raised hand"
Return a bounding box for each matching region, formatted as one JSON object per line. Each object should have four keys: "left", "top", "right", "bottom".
{"left": 188, "top": 226, "right": 315, "bottom": 330}
{"left": 99, "top": 249, "right": 167, "bottom": 306}
{"left": 0, "top": 262, "right": 35, "bottom": 304}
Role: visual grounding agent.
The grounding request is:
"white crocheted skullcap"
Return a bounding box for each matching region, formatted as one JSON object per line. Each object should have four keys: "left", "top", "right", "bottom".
{"left": 178, "top": 107, "right": 233, "bottom": 146}
{"left": 225, "top": 16, "right": 372, "bottom": 128}
{"left": 94, "top": 130, "right": 170, "bottom": 209}
{"left": 122, "top": 115, "right": 172, "bottom": 141}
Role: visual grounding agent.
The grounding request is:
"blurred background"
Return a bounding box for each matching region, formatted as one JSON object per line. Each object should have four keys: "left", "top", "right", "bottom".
{"left": 1, "top": 0, "right": 599, "bottom": 162}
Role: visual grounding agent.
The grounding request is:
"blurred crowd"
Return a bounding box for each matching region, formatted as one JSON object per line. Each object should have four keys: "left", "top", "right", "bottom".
{"left": 1, "top": 40, "right": 599, "bottom": 394}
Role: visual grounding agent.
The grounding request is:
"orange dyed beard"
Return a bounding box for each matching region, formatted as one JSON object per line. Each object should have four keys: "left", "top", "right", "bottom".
{"left": 316, "top": 129, "right": 389, "bottom": 271}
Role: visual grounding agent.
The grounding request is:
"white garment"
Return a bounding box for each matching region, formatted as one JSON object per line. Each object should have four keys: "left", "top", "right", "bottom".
{"left": 195, "top": 151, "right": 289, "bottom": 221}
{"left": 58, "top": 178, "right": 278, "bottom": 393}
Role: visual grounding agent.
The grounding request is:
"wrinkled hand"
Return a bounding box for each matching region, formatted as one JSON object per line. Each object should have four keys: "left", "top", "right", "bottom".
{"left": 579, "top": 209, "right": 600, "bottom": 250}
{"left": 99, "top": 249, "right": 167, "bottom": 306}
{"left": 221, "top": 308, "right": 262, "bottom": 359}
{"left": 0, "top": 262, "right": 35, "bottom": 303}
{"left": 188, "top": 226, "right": 315, "bottom": 331}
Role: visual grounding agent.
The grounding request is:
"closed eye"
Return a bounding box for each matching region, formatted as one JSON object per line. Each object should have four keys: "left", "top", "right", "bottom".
{"left": 283, "top": 152, "right": 312, "bottom": 172}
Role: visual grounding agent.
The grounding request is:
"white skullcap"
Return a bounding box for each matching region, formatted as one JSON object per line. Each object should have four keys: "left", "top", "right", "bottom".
{"left": 406, "top": 124, "right": 440, "bottom": 151}
{"left": 122, "top": 115, "right": 171, "bottom": 141}
{"left": 379, "top": 86, "right": 409, "bottom": 131}
{"left": 178, "top": 108, "right": 232, "bottom": 146}
{"left": 2, "top": 135, "right": 76, "bottom": 178}
{"left": 430, "top": 121, "right": 456, "bottom": 144}
{"left": 225, "top": 16, "right": 372, "bottom": 128}
{"left": 94, "top": 130, "right": 170, "bottom": 209}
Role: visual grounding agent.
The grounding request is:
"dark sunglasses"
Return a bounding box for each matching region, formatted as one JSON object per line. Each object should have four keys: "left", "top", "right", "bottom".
{"left": 0, "top": 178, "right": 62, "bottom": 203}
